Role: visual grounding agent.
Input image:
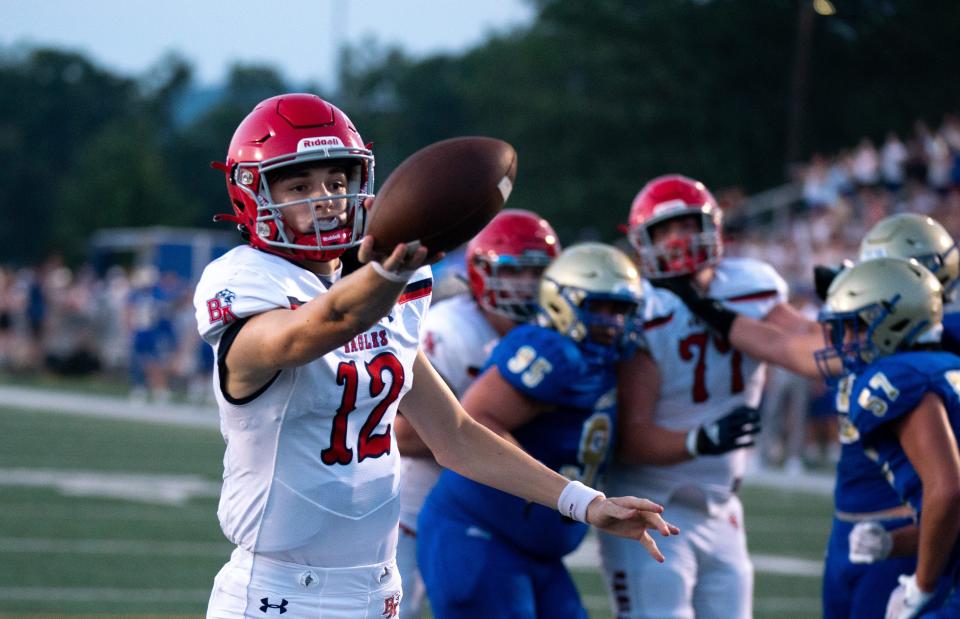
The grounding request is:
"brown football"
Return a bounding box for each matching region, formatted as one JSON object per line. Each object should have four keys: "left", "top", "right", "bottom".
{"left": 366, "top": 136, "right": 517, "bottom": 258}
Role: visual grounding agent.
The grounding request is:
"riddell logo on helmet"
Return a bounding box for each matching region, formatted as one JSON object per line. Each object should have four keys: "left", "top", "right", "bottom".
{"left": 297, "top": 136, "right": 345, "bottom": 151}
{"left": 652, "top": 199, "right": 690, "bottom": 215}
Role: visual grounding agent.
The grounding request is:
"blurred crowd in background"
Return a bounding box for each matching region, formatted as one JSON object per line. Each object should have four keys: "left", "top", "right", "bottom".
{"left": 0, "top": 259, "right": 212, "bottom": 404}
{"left": 3, "top": 113, "right": 960, "bottom": 474}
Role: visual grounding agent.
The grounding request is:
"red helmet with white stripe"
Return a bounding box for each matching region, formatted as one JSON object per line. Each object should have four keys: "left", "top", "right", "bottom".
{"left": 214, "top": 93, "right": 374, "bottom": 262}
{"left": 626, "top": 174, "right": 723, "bottom": 279}
{"left": 466, "top": 209, "right": 561, "bottom": 322}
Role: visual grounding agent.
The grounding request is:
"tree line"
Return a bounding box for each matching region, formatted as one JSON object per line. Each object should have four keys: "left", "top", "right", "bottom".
{"left": 3, "top": 0, "right": 959, "bottom": 264}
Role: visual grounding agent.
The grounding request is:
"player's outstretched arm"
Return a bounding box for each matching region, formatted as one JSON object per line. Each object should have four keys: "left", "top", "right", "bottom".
{"left": 224, "top": 237, "right": 427, "bottom": 396}
{"left": 656, "top": 277, "right": 823, "bottom": 378}
{"left": 401, "top": 350, "right": 678, "bottom": 557}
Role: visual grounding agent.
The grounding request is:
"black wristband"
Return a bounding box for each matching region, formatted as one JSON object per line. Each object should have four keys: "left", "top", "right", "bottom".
{"left": 688, "top": 296, "right": 737, "bottom": 340}
{"left": 653, "top": 276, "right": 737, "bottom": 340}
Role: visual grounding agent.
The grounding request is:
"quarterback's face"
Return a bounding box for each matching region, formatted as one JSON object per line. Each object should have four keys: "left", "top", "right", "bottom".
{"left": 269, "top": 163, "right": 351, "bottom": 233}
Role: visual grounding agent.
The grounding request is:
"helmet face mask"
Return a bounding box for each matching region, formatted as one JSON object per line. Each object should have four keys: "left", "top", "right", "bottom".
{"left": 627, "top": 175, "right": 723, "bottom": 279}
{"left": 815, "top": 257, "right": 943, "bottom": 380}
{"left": 466, "top": 209, "right": 561, "bottom": 322}
{"left": 220, "top": 94, "right": 374, "bottom": 263}
{"left": 538, "top": 243, "right": 646, "bottom": 362}
{"left": 473, "top": 256, "right": 551, "bottom": 322}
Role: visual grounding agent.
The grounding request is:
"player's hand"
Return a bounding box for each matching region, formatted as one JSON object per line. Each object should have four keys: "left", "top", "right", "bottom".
{"left": 849, "top": 521, "right": 892, "bottom": 564}
{"left": 357, "top": 197, "right": 443, "bottom": 272}
{"left": 585, "top": 496, "right": 680, "bottom": 563}
{"left": 686, "top": 405, "right": 761, "bottom": 456}
{"left": 885, "top": 574, "right": 935, "bottom": 619}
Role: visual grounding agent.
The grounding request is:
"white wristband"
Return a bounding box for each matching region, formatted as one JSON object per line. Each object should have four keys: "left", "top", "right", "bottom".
{"left": 558, "top": 480, "right": 604, "bottom": 523}
{"left": 370, "top": 260, "right": 414, "bottom": 283}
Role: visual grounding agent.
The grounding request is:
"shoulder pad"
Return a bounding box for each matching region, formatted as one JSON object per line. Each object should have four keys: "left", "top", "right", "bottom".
{"left": 848, "top": 355, "right": 930, "bottom": 438}
{"left": 490, "top": 325, "right": 583, "bottom": 403}
{"left": 713, "top": 257, "right": 788, "bottom": 318}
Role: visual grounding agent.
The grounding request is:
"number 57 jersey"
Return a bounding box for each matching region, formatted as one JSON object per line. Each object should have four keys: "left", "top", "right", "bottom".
{"left": 193, "top": 245, "right": 433, "bottom": 568}
{"left": 607, "top": 257, "right": 787, "bottom": 508}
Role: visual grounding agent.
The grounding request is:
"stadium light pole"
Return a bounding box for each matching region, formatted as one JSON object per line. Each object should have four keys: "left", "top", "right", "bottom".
{"left": 785, "top": 0, "right": 815, "bottom": 175}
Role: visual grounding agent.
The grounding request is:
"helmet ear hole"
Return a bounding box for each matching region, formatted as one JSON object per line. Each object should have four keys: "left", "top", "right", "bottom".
{"left": 888, "top": 318, "right": 910, "bottom": 333}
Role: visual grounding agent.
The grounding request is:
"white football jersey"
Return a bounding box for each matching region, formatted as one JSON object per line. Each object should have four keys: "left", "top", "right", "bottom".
{"left": 399, "top": 294, "right": 499, "bottom": 530}
{"left": 606, "top": 257, "right": 788, "bottom": 509}
{"left": 194, "top": 245, "right": 433, "bottom": 568}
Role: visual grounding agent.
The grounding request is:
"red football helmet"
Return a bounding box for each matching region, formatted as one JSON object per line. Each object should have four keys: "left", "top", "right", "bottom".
{"left": 213, "top": 93, "right": 374, "bottom": 262}
{"left": 626, "top": 174, "right": 723, "bottom": 278}
{"left": 466, "top": 209, "right": 561, "bottom": 322}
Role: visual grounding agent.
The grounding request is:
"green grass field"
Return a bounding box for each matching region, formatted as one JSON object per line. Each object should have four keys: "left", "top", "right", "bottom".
{"left": 0, "top": 403, "right": 832, "bottom": 618}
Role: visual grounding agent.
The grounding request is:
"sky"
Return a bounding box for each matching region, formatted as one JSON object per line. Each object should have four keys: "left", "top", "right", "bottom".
{"left": 4, "top": 0, "right": 535, "bottom": 88}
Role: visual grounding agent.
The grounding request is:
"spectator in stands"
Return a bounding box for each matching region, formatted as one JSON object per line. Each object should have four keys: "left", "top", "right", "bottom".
{"left": 880, "top": 131, "right": 908, "bottom": 192}
{"left": 851, "top": 138, "right": 881, "bottom": 188}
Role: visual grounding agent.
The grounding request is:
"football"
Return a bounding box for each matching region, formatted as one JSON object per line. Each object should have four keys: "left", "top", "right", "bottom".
{"left": 366, "top": 136, "right": 517, "bottom": 258}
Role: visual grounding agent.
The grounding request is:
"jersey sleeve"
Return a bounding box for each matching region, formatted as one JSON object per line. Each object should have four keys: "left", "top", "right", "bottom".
{"left": 193, "top": 264, "right": 292, "bottom": 346}
{"left": 848, "top": 357, "right": 930, "bottom": 439}
{"left": 420, "top": 297, "right": 470, "bottom": 395}
{"left": 488, "top": 325, "right": 582, "bottom": 406}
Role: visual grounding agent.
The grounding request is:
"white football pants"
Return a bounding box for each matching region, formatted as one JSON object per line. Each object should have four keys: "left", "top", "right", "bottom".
{"left": 598, "top": 495, "right": 753, "bottom": 619}
{"left": 207, "top": 546, "right": 403, "bottom": 618}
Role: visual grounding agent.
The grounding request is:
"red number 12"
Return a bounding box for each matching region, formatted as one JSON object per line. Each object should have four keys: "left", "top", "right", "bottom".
{"left": 321, "top": 352, "right": 405, "bottom": 465}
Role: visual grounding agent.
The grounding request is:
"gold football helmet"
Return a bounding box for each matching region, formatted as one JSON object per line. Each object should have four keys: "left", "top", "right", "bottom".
{"left": 816, "top": 257, "right": 943, "bottom": 377}
{"left": 859, "top": 213, "right": 959, "bottom": 297}
{"left": 538, "top": 242, "right": 644, "bottom": 360}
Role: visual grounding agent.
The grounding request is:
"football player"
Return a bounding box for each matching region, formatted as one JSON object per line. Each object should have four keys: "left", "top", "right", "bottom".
{"left": 394, "top": 209, "right": 561, "bottom": 618}
{"left": 417, "top": 243, "right": 676, "bottom": 619}
{"left": 818, "top": 258, "right": 960, "bottom": 618}
{"left": 823, "top": 213, "right": 960, "bottom": 618}
{"left": 655, "top": 212, "right": 960, "bottom": 618}
{"left": 601, "top": 174, "right": 799, "bottom": 619}
{"left": 196, "top": 93, "right": 676, "bottom": 619}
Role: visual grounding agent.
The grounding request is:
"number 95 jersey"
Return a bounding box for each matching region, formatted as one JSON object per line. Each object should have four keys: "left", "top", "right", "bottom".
{"left": 422, "top": 323, "right": 619, "bottom": 559}
{"left": 193, "top": 245, "right": 433, "bottom": 568}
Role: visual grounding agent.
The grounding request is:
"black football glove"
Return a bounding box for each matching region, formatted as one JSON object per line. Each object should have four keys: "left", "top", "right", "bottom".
{"left": 653, "top": 276, "right": 738, "bottom": 341}
{"left": 813, "top": 260, "right": 853, "bottom": 302}
{"left": 686, "top": 405, "right": 762, "bottom": 456}
{"left": 813, "top": 264, "right": 841, "bottom": 302}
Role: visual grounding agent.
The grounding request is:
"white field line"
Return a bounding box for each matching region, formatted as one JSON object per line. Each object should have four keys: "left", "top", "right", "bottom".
{"left": 0, "top": 468, "right": 220, "bottom": 505}
{"left": 2, "top": 533, "right": 822, "bottom": 578}
{"left": 0, "top": 385, "right": 218, "bottom": 428}
{"left": 0, "top": 586, "right": 210, "bottom": 603}
{"left": 0, "top": 537, "right": 231, "bottom": 557}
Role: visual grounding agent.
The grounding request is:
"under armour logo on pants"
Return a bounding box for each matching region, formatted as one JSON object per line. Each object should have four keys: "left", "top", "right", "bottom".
{"left": 259, "top": 598, "right": 288, "bottom": 614}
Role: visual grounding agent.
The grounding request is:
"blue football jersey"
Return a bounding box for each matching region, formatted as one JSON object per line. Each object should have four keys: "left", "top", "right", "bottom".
{"left": 832, "top": 373, "right": 906, "bottom": 514}
{"left": 847, "top": 351, "right": 960, "bottom": 513}
{"left": 424, "top": 324, "right": 618, "bottom": 559}
{"left": 941, "top": 310, "right": 960, "bottom": 355}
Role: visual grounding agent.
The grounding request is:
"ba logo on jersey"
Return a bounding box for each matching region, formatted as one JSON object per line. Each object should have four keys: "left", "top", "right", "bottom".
{"left": 382, "top": 591, "right": 401, "bottom": 617}
{"left": 206, "top": 288, "right": 237, "bottom": 325}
